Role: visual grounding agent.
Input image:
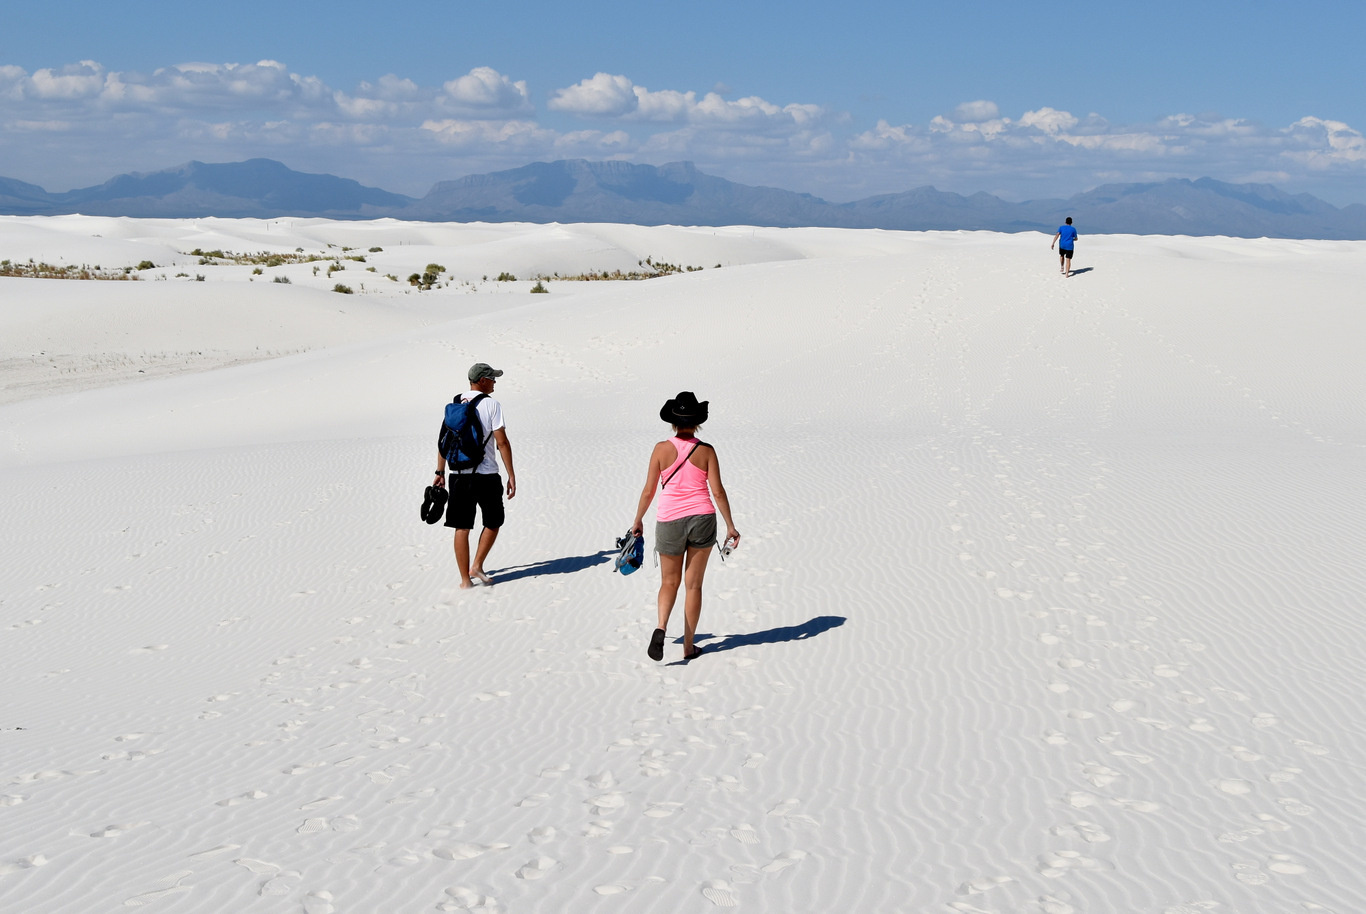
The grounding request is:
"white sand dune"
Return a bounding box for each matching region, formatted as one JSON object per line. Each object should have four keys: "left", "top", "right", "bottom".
{"left": 2, "top": 216, "right": 1365, "bottom": 913}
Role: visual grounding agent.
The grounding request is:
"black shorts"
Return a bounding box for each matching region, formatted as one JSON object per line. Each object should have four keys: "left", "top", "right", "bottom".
{"left": 445, "top": 473, "right": 505, "bottom": 529}
{"left": 1059, "top": 247, "right": 1074, "bottom": 259}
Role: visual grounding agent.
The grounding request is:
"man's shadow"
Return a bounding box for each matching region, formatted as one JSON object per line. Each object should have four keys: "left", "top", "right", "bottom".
{"left": 670, "top": 615, "right": 846, "bottom": 663}
{"left": 1068, "top": 267, "right": 1094, "bottom": 276}
{"left": 491, "top": 550, "right": 615, "bottom": 584}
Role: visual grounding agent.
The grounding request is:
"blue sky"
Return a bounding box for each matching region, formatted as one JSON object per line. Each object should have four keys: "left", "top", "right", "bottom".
{"left": 3, "top": 0, "right": 1364, "bottom": 204}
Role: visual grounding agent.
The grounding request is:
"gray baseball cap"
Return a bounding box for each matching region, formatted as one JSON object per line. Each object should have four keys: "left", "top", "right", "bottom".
{"left": 468, "top": 362, "right": 504, "bottom": 382}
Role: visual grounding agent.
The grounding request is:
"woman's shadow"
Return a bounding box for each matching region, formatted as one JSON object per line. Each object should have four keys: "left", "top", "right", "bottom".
{"left": 671, "top": 615, "right": 846, "bottom": 662}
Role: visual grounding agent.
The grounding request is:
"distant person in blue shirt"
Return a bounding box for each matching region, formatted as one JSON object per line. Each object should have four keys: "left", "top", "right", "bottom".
{"left": 1051, "top": 217, "right": 1078, "bottom": 276}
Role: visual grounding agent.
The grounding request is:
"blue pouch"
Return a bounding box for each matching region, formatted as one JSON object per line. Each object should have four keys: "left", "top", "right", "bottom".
{"left": 614, "top": 531, "right": 644, "bottom": 575}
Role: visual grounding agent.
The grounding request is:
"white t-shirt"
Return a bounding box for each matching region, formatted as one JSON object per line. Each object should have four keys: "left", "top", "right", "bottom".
{"left": 454, "top": 392, "right": 505, "bottom": 475}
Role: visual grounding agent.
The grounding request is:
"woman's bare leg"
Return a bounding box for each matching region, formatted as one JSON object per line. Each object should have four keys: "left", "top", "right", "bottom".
{"left": 680, "top": 545, "right": 712, "bottom": 655}
{"left": 656, "top": 552, "right": 684, "bottom": 631}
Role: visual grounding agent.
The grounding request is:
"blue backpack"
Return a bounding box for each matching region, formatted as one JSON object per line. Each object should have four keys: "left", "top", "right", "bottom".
{"left": 438, "top": 393, "right": 490, "bottom": 472}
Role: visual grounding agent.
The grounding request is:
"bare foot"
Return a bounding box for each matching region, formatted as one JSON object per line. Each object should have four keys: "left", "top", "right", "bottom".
{"left": 459, "top": 578, "right": 475, "bottom": 589}
{"left": 471, "top": 569, "right": 494, "bottom": 586}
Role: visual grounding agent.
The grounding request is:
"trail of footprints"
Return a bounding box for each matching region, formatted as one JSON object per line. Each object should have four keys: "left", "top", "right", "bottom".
{"left": 935, "top": 433, "right": 1338, "bottom": 912}
{"left": 4, "top": 530, "right": 809, "bottom": 911}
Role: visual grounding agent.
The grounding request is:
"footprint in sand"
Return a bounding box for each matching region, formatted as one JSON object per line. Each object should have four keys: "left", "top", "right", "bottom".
{"left": 593, "top": 881, "right": 635, "bottom": 895}
{"left": 90, "top": 822, "right": 151, "bottom": 838}
{"left": 701, "top": 879, "right": 738, "bottom": 906}
{"left": 1225, "top": 745, "right": 1263, "bottom": 762}
{"left": 303, "top": 890, "right": 336, "bottom": 914}
{"left": 729, "top": 824, "right": 760, "bottom": 845}
{"left": 1276, "top": 797, "right": 1315, "bottom": 816}
{"left": 1038, "top": 850, "right": 1106, "bottom": 877}
{"left": 760, "top": 850, "right": 807, "bottom": 873}
{"left": 1050, "top": 820, "right": 1110, "bottom": 843}
{"left": 439, "top": 886, "right": 502, "bottom": 912}
{"left": 122, "top": 870, "right": 192, "bottom": 906}
{"left": 217, "top": 790, "right": 269, "bottom": 807}
{"left": 957, "top": 875, "right": 1013, "bottom": 895}
{"left": 1265, "top": 854, "right": 1308, "bottom": 876}
{"left": 299, "top": 796, "right": 342, "bottom": 811}
{"left": 1081, "top": 764, "right": 1122, "bottom": 787}
{"left": 434, "top": 843, "right": 510, "bottom": 860}
{"left": 0, "top": 854, "right": 49, "bottom": 876}
{"left": 1291, "top": 738, "right": 1330, "bottom": 756}
{"left": 514, "top": 856, "right": 558, "bottom": 880}
{"left": 586, "top": 793, "right": 627, "bottom": 816}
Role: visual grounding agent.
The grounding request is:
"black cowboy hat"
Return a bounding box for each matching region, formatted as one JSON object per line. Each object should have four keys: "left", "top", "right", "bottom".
{"left": 660, "top": 391, "right": 708, "bottom": 425}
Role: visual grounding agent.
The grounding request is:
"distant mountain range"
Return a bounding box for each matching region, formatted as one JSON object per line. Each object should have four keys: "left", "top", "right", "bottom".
{"left": 4, "top": 158, "right": 1365, "bottom": 239}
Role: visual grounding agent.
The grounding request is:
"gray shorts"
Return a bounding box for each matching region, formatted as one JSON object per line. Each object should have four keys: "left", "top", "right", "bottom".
{"left": 655, "top": 513, "right": 717, "bottom": 555}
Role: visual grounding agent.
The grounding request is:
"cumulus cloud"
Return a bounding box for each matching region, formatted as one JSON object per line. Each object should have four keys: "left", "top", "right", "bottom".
{"left": 549, "top": 73, "right": 829, "bottom": 133}
{"left": 441, "top": 67, "right": 532, "bottom": 114}
{"left": 952, "top": 100, "right": 999, "bottom": 123}
{"left": 548, "top": 73, "right": 639, "bottom": 117}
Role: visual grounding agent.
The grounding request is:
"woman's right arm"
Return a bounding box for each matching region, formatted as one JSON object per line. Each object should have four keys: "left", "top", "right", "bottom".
{"left": 631, "top": 443, "right": 667, "bottom": 536}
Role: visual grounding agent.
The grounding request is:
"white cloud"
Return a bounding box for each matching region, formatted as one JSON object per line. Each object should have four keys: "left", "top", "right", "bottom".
{"left": 441, "top": 67, "right": 532, "bottom": 114}
{"left": 1018, "top": 107, "right": 1078, "bottom": 135}
{"left": 549, "top": 73, "right": 830, "bottom": 133}
{"left": 28, "top": 61, "right": 105, "bottom": 100}
{"left": 548, "top": 73, "right": 639, "bottom": 117}
{"left": 952, "top": 100, "right": 999, "bottom": 123}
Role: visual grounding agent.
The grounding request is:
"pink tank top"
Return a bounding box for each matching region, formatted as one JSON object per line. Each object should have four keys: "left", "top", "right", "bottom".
{"left": 657, "top": 437, "right": 714, "bottom": 523}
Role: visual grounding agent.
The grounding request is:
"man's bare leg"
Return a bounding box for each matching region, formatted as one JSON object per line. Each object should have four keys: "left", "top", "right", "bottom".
{"left": 454, "top": 529, "right": 475, "bottom": 589}
{"left": 469, "top": 527, "right": 499, "bottom": 584}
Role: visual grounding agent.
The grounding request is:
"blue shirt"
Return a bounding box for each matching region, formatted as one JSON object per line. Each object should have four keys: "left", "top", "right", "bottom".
{"left": 1057, "top": 225, "right": 1078, "bottom": 249}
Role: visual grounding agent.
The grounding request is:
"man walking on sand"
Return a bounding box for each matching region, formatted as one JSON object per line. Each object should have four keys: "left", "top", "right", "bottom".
{"left": 1052, "top": 217, "right": 1078, "bottom": 276}
{"left": 433, "top": 363, "right": 516, "bottom": 588}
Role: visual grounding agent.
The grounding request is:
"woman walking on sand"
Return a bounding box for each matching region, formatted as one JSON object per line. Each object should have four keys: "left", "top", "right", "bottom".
{"left": 631, "top": 391, "right": 740, "bottom": 662}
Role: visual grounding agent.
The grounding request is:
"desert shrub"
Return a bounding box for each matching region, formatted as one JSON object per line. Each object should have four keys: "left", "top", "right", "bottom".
{"left": 530, "top": 281, "right": 548, "bottom": 293}
{"left": 195, "top": 274, "right": 206, "bottom": 282}
{"left": 496, "top": 272, "right": 517, "bottom": 282}
{"left": 333, "top": 283, "right": 353, "bottom": 294}
{"left": 252, "top": 267, "right": 263, "bottom": 275}
{"left": 137, "top": 260, "right": 156, "bottom": 270}
{"left": 272, "top": 275, "right": 292, "bottom": 284}
{"left": 368, "top": 246, "right": 383, "bottom": 253}
{"left": 409, "top": 265, "right": 445, "bottom": 290}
